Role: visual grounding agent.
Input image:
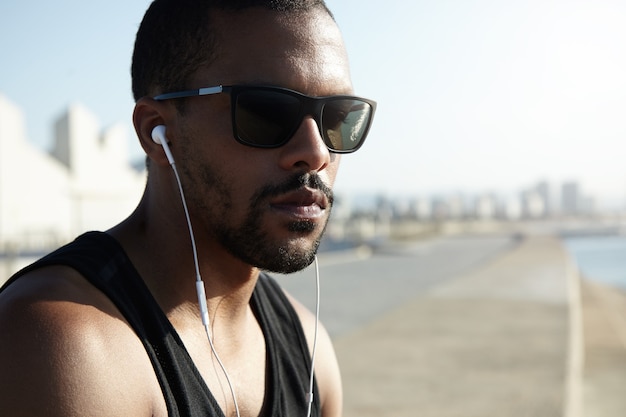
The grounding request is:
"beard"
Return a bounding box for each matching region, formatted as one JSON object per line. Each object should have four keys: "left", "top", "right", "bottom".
{"left": 182, "top": 156, "right": 334, "bottom": 274}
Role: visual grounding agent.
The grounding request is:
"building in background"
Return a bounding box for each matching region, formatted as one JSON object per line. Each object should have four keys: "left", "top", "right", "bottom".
{"left": 561, "top": 181, "right": 580, "bottom": 215}
{"left": 0, "top": 94, "right": 145, "bottom": 256}
{"left": 535, "top": 180, "right": 552, "bottom": 217}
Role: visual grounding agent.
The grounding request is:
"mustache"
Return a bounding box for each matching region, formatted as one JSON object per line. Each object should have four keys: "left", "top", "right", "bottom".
{"left": 252, "top": 173, "right": 334, "bottom": 206}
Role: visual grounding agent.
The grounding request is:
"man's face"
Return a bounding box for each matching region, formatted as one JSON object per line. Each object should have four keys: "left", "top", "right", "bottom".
{"left": 172, "top": 8, "right": 353, "bottom": 273}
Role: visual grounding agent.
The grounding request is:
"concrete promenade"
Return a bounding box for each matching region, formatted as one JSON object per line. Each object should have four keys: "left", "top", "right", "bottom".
{"left": 332, "top": 234, "right": 626, "bottom": 417}
{"left": 579, "top": 279, "right": 626, "bottom": 416}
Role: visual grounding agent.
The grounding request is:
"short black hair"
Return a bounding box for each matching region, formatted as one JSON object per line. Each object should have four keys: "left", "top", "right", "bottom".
{"left": 131, "top": 0, "right": 333, "bottom": 102}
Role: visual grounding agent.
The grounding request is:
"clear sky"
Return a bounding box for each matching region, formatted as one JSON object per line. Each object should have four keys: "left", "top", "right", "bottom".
{"left": 1, "top": 0, "right": 626, "bottom": 207}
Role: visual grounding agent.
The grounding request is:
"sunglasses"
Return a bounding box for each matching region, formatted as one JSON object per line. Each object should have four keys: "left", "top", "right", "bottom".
{"left": 154, "top": 85, "right": 376, "bottom": 153}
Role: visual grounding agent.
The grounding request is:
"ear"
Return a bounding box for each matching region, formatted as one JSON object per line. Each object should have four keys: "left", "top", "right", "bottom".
{"left": 133, "top": 97, "right": 175, "bottom": 167}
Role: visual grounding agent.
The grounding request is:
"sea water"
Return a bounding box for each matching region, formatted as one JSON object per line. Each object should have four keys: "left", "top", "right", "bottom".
{"left": 562, "top": 235, "right": 626, "bottom": 291}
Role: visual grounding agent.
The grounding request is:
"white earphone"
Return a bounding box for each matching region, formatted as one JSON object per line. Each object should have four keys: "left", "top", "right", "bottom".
{"left": 150, "top": 123, "right": 240, "bottom": 415}
{"left": 151, "top": 125, "right": 176, "bottom": 165}
{"left": 150, "top": 123, "right": 319, "bottom": 417}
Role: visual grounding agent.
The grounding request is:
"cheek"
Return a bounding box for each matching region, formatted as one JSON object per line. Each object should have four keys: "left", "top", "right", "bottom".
{"left": 211, "top": 159, "right": 261, "bottom": 208}
{"left": 178, "top": 141, "right": 233, "bottom": 211}
{"left": 326, "top": 155, "right": 341, "bottom": 185}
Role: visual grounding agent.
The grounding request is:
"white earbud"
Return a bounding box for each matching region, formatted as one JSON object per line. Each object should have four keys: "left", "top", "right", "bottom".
{"left": 151, "top": 125, "right": 175, "bottom": 165}
{"left": 151, "top": 125, "right": 242, "bottom": 417}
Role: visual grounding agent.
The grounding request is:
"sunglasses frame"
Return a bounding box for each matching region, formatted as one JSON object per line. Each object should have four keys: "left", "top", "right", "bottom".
{"left": 154, "top": 84, "right": 376, "bottom": 153}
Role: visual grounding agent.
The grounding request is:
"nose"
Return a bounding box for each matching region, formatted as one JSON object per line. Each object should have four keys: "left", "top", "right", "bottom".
{"left": 278, "top": 116, "right": 332, "bottom": 172}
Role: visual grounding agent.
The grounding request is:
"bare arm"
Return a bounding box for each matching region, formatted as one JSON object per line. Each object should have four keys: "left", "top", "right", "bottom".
{"left": 0, "top": 267, "right": 163, "bottom": 417}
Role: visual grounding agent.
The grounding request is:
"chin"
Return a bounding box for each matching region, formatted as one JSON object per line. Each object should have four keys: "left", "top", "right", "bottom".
{"left": 220, "top": 210, "right": 328, "bottom": 274}
{"left": 287, "top": 219, "right": 318, "bottom": 233}
{"left": 261, "top": 234, "right": 323, "bottom": 274}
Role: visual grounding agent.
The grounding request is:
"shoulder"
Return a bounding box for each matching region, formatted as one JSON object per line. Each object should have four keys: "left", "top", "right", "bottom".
{"left": 282, "top": 290, "right": 343, "bottom": 417}
{"left": 0, "top": 266, "right": 164, "bottom": 417}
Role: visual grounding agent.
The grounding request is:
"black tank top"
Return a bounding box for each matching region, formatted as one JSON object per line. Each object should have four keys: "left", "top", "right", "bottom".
{"left": 2, "top": 232, "right": 320, "bottom": 417}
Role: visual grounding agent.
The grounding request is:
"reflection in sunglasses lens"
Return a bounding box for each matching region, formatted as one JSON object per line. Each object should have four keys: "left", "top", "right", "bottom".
{"left": 235, "top": 90, "right": 371, "bottom": 152}
{"left": 236, "top": 92, "right": 300, "bottom": 146}
{"left": 323, "top": 99, "right": 371, "bottom": 151}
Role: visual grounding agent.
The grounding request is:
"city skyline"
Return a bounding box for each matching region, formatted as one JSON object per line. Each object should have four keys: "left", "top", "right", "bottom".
{"left": 344, "top": 178, "right": 607, "bottom": 219}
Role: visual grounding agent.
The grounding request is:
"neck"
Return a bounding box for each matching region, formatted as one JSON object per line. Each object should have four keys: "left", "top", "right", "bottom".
{"left": 108, "top": 197, "right": 260, "bottom": 327}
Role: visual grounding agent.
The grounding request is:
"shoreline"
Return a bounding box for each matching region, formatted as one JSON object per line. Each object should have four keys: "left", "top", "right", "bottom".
{"left": 330, "top": 234, "right": 626, "bottom": 416}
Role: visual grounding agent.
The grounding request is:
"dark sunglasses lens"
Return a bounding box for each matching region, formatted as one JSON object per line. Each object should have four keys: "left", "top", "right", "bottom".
{"left": 234, "top": 90, "right": 301, "bottom": 147}
{"left": 322, "top": 99, "right": 373, "bottom": 152}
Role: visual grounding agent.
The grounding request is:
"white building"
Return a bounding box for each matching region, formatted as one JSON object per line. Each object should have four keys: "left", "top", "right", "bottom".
{"left": 561, "top": 181, "right": 581, "bottom": 216}
{"left": 474, "top": 194, "right": 497, "bottom": 220}
{"left": 522, "top": 190, "right": 546, "bottom": 219}
{"left": 0, "top": 94, "right": 145, "bottom": 254}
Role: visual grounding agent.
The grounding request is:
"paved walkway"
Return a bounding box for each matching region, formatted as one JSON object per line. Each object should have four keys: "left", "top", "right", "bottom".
{"left": 580, "top": 279, "right": 626, "bottom": 417}
{"left": 334, "top": 234, "right": 624, "bottom": 417}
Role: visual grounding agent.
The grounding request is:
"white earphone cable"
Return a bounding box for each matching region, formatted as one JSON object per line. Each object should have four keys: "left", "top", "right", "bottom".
{"left": 170, "top": 161, "right": 241, "bottom": 417}
{"left": 306, "top": 255, "right": 320, "bottom": 417}
{"left": 166, "top": 143, "right": 319, "bottom": 417}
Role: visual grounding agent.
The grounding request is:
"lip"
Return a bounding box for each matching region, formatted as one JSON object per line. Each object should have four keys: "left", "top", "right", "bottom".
{"left": 269, "top": 188, "right": 329, "bottom": 219}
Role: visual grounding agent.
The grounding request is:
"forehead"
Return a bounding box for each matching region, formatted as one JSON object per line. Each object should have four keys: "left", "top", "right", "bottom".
{"left": 194, "top": 8, "right": 353, "bottom": 95}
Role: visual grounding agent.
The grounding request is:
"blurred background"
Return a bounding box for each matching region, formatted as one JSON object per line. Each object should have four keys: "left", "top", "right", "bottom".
{"left": 2, "top": 1, "right": 626, "bottom": 415}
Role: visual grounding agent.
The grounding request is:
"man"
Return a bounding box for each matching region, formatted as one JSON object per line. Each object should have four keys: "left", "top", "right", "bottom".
{"left": 0, "top": 0, "right": 375, "bottom": 416}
